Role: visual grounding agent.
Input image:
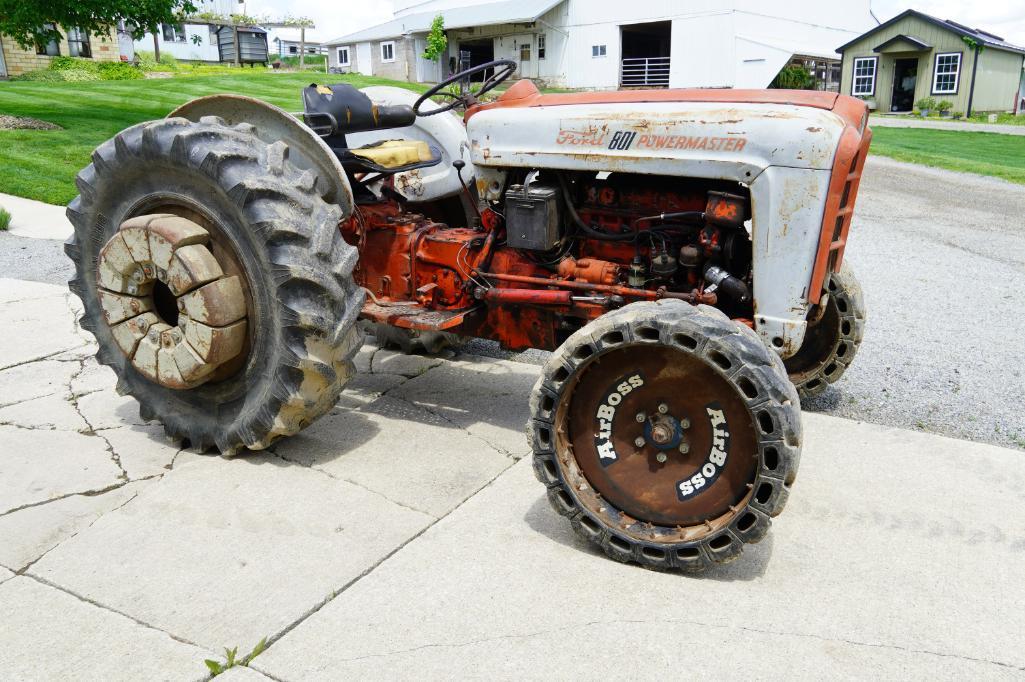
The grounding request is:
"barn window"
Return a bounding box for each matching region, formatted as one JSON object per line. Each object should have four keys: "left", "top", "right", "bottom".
{"left": 338, "top": 46, "right": 350, "bottom": 66}
{"left": 520, "top": 44, "right": 531, "bottom": 61}
{"left": 932, "top": 52, "right": 961, "bottom": 94}
{"left": 851, "top": 56, "right": 877, "bottom": 96}
{"left": 66, "top": 27, "right": 92, "bottom": 57}
{"left": 538, "top": 33, "right": 546, "bottom": 59}
{"left": 381, "top": 41, "right": 395, "bottom": 62}
{"left": 162, "top": 23, "right": 187, "bottom": 43}
{"left": 592, "top": 44, "right": 607, "bottom": 58}
{"left": 289, "top": 45, "right": 297, "bottom": 54}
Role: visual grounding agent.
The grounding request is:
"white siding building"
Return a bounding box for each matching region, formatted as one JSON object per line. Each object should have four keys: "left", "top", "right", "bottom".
{"left": 325, "top": 0, "right": 877, "bottom": 89}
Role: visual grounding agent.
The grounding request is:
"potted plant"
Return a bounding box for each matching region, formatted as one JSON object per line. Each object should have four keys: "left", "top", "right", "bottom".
{"left": 937, "top": 100, "right": 953, "bottom": 118}
{"left": 915, "top": 97, "right": 937, "bottom": 117}
{"left": 857, "top": 94, "right": 877, "bottom": 111}
{"left": 952, "top": 111, "right": 963, "bottom": 120}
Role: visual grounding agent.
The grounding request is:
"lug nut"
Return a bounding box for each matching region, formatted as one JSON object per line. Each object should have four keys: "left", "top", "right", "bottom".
{"left": 679, "top": 442, "right": 690, "bottom": 454}
{"left": 680, "top": 417, "right": 691, "bottom": 429}
{"left": 634, "top": 436, "right": 646, "bottom": 448}
{"left": 656, "top": 452, "right": 668, "bottom": 463}
{"left": 635, "top": 412, "right": 646, "bottom": 422}
{"left": 658, "top": 403, "right": 669, "bottom": 414}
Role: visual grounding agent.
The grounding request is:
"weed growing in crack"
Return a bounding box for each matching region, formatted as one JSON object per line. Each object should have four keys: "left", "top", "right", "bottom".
{"left": 204, "top": 637, "right": 267, "bottom": 677}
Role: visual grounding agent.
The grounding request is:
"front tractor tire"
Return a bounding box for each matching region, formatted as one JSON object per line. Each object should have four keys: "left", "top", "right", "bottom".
{"left": 65, "top": 115, "right": 364, "bottom": 453}
{"left": 529, "top": 300, "right": 801, "bottom": 571}
{"left": 784, "top": 262, "right": 866, "bottom": 399}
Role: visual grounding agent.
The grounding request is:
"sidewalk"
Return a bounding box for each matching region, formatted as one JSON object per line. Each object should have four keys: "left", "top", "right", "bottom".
{"left": 1, "top": 277, "right": 1023, "bottom": 680}
{"left": 871, "top": 115, "right": 1025, "bottom": 136}
{"left": 0, "top": 192, "right": 73, "bottom": 241}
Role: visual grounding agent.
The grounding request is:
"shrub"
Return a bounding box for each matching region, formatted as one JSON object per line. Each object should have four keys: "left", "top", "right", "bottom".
{"left": 0, "top": 207, "right": 10, "bottom": 231}
{"left": 135, "top": 50, "right": 178, "bottom": 71}
{"left": 915, "top": 97, "right": 937, "bottom": 111}
{"left": 98, "top": 62, "right": 144, "bottom": 80}
{"left": 49, "top": 56, "right": 100, "bottom": 74}
{"left": 770, "top": 65, "right": 816, "bottom": 90}
{"left": 14, "top": 68, "right": 96, "bottom": 82}
{"left": 936, "top": 100, "right": 953, "bottom": 112}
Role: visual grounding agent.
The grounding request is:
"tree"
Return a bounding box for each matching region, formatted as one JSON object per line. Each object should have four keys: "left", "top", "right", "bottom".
{"left": 0, "top": 0, "right": 197, "bottom": 51}
{"left": 423, "top": 14, "right": 447, "bottom": 62}
{"left": 770, "top": 65, "right": 816, "bottom": 90}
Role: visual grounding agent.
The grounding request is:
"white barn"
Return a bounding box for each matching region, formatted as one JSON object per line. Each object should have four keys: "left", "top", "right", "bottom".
{"left": 325, "top": 0, "right": 878, "bottom": 89}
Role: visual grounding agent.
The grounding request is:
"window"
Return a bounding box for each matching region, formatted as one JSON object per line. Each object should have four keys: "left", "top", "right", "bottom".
{"left": 932, "top": 52, "right": 961, "bottom": 94}
{"left": 538, "top": 33, "right": 546, "bottom": 59}
{"left": 66, "top": 27, "right": 91, "bottom": 58}
{"left": 592, "top": 44, "right": 607, "bottom": 58}
{"left": 520, "top": 44, "right": 530, "bottom": 61}
{"left": 381, "top": 41, "right": 395, "bottom": 62}
{"left": 851, "top": 56, "right": 877, "bottom": 96}
{"left": 289, "top": 45, "right": 298, "bottom": 54}
{"left": 307, "top": 47, "right": 317, "bottom": 54}
{"left": 36, "top": 23, "right": 60, "bottom": 56}
{"left": 338, "top": 47, "right": 350, "bottom": 66}
{"left": 162, "top": 23, "right": 186, "bottom": 43}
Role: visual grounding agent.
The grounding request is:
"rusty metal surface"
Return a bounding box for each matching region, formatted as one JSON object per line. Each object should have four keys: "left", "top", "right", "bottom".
{"left": 563, "top": 345, "right": 758, "bottom": 527}
{"left": 94, "top": 214, "right": 249, "bottom": 390}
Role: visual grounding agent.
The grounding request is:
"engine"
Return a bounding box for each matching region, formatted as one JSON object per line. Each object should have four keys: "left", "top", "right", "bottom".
{"left": 344, "top": 171, "right": 757, "bottom": 350}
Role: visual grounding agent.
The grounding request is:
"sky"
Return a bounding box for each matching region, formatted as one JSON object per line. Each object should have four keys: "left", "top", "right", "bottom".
{"left": 245, "top": 0, "right": 1025, "bottom": 48}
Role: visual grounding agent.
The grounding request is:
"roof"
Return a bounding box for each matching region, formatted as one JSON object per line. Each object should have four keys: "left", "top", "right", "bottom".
{"left": 325, "top": 0, "right": 563, "bottom": 45}
{"left": 837, "top": 9, "right": 1025, "bottom": 56}
{"left": 873, "top": 34, "right": 931, "bottom": 52}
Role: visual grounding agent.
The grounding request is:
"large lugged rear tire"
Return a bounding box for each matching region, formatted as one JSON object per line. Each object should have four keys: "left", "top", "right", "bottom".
{"left": 529, "top": 300, "right": 801, "bottom": 571}
{"left": 784, "top": 262, "right": 866, "bottom": 399}
{"left": 65, "top": 115, "right": 364, "bottom": 453}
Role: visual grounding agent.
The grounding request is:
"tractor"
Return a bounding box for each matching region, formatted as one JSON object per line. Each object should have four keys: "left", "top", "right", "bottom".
{"left": 66, "top": 60, "right": 870, "bottom": 571}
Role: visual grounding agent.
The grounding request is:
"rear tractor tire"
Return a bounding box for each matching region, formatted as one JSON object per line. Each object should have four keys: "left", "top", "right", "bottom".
{"left": 784, "top": 262, "right": 866, "bottom": 399}
{"left": 529, "top": 300, "right": 801, "bottom": 571}
{"left": 65, "top": 115, "right": 364, "bottom": 453}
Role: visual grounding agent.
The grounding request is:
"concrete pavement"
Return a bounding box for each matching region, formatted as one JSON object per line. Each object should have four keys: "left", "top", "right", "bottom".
{"left": 870, "top": 115, "right": 1025, "bottom": 135}
{"left": 0, "top": 192, "right": 73, "bottom": 241}
{"left": 1, "top": 276, "right": 1023, "bottom": 679}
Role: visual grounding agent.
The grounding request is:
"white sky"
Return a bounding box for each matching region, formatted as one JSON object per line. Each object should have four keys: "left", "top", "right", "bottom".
{"left": 247, "top": 0, "right": 1025, "bottom": 48}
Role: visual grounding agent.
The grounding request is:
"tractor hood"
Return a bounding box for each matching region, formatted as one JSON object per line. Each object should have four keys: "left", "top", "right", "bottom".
{"left": 465, "top": 83, "right": 867, "bottom": 183}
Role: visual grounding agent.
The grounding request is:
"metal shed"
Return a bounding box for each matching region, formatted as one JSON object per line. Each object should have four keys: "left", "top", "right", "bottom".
{"left": 216, "top": 26, "right": 269, "bottom": 65}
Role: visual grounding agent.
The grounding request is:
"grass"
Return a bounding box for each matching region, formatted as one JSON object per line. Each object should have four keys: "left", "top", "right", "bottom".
{"left": 0, "top": 71, "right": 428, "bottom": 204}
{"left": 0, "top": 206, "right": 10, "bottom": 230}
{"left": 869, "top": 127, "right": 1025, "bottom": 184}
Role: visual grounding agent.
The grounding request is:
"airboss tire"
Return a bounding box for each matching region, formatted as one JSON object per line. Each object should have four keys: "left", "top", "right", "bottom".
{"left": 785, "top": 262, "right": 866, "bottom": 399}
{"left": 528, "top": 300, "right": 801, "bottom": 572}
{"left": 66, "top": 115, "right": 364, "bottom": 454}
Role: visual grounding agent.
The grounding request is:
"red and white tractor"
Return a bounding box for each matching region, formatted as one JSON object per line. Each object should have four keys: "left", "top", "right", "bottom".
{"left": 66, "top": 61, "right": 870, "bottom": 570}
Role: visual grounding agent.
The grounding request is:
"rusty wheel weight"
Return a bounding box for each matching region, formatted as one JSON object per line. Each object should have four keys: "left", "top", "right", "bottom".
{"left": 529, "top": 300, "right": 801, "bottom": 571}
{"left": 95, "top": 214, "right": 248, "bottom": 390}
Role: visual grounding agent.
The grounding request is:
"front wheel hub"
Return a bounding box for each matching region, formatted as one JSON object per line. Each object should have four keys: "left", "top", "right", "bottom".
{"left": 95, "top": 214, "right": 248, "bottom": 389}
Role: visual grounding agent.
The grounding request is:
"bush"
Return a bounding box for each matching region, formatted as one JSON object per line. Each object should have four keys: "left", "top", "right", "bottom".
{"left": 936, "top": 100, "right": 953, "bottom": 112}
{"left": 98, "top": 62, "right": 144, "bottom": 80}
{"left": 14, "top": 68, "right": 96, "bottom": 82}
{"left": 915, "top": 97, "right": 937, "bottom": 111}
{"left": 0, "top": 207, "right": 10, "bottom": 231}
{"left": 135, "top": 50, "right": 178, "bottom": 71}
{"left": 770, "top": 65, "right": 816, "bottom": 90}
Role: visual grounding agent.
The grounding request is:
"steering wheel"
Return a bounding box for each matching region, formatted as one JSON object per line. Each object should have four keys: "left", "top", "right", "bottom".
{"left": 414, "top": 59, "right": 518, "bottom": 116}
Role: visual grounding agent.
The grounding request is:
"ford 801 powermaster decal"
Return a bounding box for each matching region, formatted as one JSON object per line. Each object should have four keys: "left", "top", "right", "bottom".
{"left": 556, "top": 128, "right": 749, "bottom": 152}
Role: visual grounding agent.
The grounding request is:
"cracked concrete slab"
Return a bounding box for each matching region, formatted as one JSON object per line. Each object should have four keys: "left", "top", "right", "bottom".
{"left": 76, "top": 388, "right": 148, "bottom": 430}
{"left": 275, "top": 395, "right": 513, "bottom": 518}
{"left": 214, "top": 666, "right": 276, "bottom": 681}
{"left": 388, "top": 355, "right": 540, "bottom": 457}
{"left": 0, "top": 391, "right": 90, "bottom": 431}
{"left": 0, "top": 577, "right": 211, "bottom": 681}
{"left": 0, "top": 293, "right": 89, "bottom": 370}
{"left": 0, "top": 481, "right": 148, "bottom": 571}
{"left": 70, "top": 358, "right": 116, "bottom": 397}
{"left": 0, "top": 359, "right": 78, "bottom": 408}
{"left": 29, "top": 453, "right": 434, "bottom": 650}
{"left": 255, "top": 414, "right": 1025, "bottom": 679}
{"left": 0, "top": 425, "right": 124, "bottom": 513}
{"left": 0, "top": 566, "right": 12, "bottom": 583}
{"left": 100, "top": 425, "right": 181, "bottom": 479}
{"left": 334, "top": 372, "right": 408, "bottom": 411}
{"left": 371, "top": 348, "right": 446, "bottom": 377}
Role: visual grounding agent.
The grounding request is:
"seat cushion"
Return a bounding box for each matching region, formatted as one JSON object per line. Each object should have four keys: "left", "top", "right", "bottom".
{"left": 349, "top": 140, "right": 434, "bottom": 169}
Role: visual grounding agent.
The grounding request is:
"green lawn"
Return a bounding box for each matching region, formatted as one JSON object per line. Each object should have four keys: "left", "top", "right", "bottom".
{"left": 3, "top": 72, "right": 1024, "bottom": 205}
{"left": 0, "top": 71, "right": 427, "bottom": 204}
{"left": 869, "top": 127, "right": 1025, "bottom": 184}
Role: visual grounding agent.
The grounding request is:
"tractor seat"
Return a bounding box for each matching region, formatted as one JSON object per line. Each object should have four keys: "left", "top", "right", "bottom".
{"left": 302, "top": 83, "right": 443, "bottom": 174}
{"left": 302, "top": 83, "right": 415, "bottom": 135}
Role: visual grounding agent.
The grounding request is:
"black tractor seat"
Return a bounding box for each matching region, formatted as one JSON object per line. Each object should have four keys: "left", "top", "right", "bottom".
{"left": 302, "top": 83, "right": 443, "bottom": 174}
